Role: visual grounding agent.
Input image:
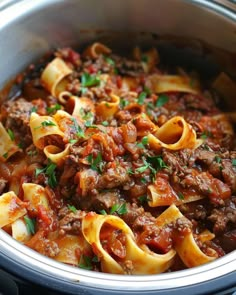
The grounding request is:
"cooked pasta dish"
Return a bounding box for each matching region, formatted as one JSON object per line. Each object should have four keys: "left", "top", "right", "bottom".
{"left": 0, "top": 43, "right": 235, "bottom": 274}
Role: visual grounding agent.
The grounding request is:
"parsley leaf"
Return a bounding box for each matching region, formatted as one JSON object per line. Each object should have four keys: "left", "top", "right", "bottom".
{"left": 156, "top": 94, "right": 169, "bottom": 107}
{"left": 35, "top": 161, "right": 57, "bottom": 188}
{"left": 24, "top": 216, "right": 36, "bottom": 235}
{"left": 101, "top": 121, "right": 109, "bottom": 126}
{"left": 136, "top": 136, "right": 148, "bottom": 148}
{"left": 104, "top": 56, "right": 115, "bottom": 66}
{"left": 81, "top": 72, "right": 100, "bottom": 87}
{"left": 2, "top": 152, "right": 8, "bottom": 159}
{"left": 143, "top": 86, "right": 151, "bottom": 96}
{"left": 200, "top": 131, "right": 212, "bottom": 139}
{"left": 232, "top": 159, "right": 236, "bottom": 167}
{"left": 100, "top": 209, "right": 107, "bottom": 215}
{"left": 110, "top": 203, "right": 127, "bottom": 215}
{"left": 71, "top": 118, "right": 85, "bottom": 138}
{"left": 137, "top": 92, "right": 147, "bottom": 105}
{"left": 87, "top": 152, "right": 103, "bottom": 173}
{"left": 35, "top": 120, "right": 56, "bottom": 129}
{"left": 7, "top": 129, "right": 15, "bottom": 141}
{"left": 46, "top": 104, "right": 61, "bottom": 114}
{"left": 31, "top": 106, "right": 38, "bottom": 113}
{"left": 78, "top": 255, "right": 93, "bottom": 270}
{"left": 141, "top": 55, "right": 148, "bottom": 63}
{"left": 138, "top": 195, "right": 149, "bottom": 204}
{"left": 68, "top": 204, "right": 77, "bottom": 213}
{"left": 214, "top": 156, "right": 221, "bottom": 164}
{"left": 120, "top": 99, "right": 129, "bottom": 108}
{"left": 177, "top": 192, "right": 184, "bottom": 200}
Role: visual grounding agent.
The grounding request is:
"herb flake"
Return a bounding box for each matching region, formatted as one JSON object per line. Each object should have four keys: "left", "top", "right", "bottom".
{"left": 156, "top": 94, "right": 169, "bottom": 107}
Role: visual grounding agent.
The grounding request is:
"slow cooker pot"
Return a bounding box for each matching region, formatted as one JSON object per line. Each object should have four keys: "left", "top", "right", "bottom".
{"left": 0, "top": 0, "right": 235, "bottom": 294}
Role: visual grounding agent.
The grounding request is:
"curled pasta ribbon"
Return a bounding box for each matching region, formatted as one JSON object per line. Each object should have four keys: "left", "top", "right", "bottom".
{"left": 148, "top": 176, "right": 204, "bottom": 207}
{"left": 0, "top": 122, "right": 20, "bottom": 161}
{"left": 67, "top": 96, "right": 95, "bottom": 121}
{"left": 161, "top": 205, "right": 216, "bottom": 268}
{"left": 147, "top": 116, "right": 202, "bottom": 152}
{"left": 53, "top": 234, "right": 92, "bottom": 265}
{"left": 82, "top": 42, "right": 112, "bottom": 59}
{"left": 0, "top": 191, "right": 26, "bottom": 228}
{"left": 82, "top": 213, "right": 175, "bottom": 274}
{"left": 41, "top": 57, "right": 72, "bottom": 98}
{"left": 146, "top": 74, "right": 200, "bottom": 94}
{"left": 44, "top": 144, "right": 71, "bottom": 165}
{"left": 29, "top": 112, "right": 64, "bottom": 149}
{"left": 22, "top": 183, "right": 49, "bottom": 212}
{"left": 96, "top": 94, "right": 120, "bottom": 120}
{"left": 133, "top": 47, "right": 160, "bottom": 73}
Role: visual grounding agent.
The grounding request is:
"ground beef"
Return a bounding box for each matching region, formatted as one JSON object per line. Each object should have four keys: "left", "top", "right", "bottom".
{"left": 97, "top": 166, "right": 130, "bottom": 190}
{"left": 1, "top": 98, "right": 33, "bottom": 147}
{"left": 91, "top": 190, "right": 121, "bottom": 211}
{"left": 58, "top": 207, "right": 86, "bottom": 235}
{"left": 208, "top": 196, "right": 236, "bottom": 234}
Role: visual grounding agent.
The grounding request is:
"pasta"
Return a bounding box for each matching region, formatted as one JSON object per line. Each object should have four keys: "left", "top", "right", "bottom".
{"left": 0, "top": 43, "right": 235, "bottom": 275}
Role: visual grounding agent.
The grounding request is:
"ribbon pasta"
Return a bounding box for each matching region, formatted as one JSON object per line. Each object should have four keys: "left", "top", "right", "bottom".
{"left": 147, "top": 116, "right": 202, "bottom": 152}
{"left": 82, "top": 213, "right": 175, "bottom": 274}
{"left": 41, "top": 57, "right": 72, "bottom": 98}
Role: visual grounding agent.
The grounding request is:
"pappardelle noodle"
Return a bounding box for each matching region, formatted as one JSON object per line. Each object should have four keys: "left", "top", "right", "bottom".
{"left": 0, "top": 43, "right": 235, "bottom": 274}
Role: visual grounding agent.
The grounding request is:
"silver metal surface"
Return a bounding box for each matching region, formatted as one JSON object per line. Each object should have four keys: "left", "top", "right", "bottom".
{"left": 0, "top": 0, "right": 235, "bottom": 294}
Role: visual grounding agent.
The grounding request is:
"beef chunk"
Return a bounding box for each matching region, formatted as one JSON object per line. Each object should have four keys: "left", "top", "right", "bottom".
{"left": 58, "top": 207, "right": 86, "bottom": 235}
{"left": 97, "top": 166, "right": 130, "bottom": 189}
{"left": 208, "top": 196, "right": 236, "bottom": 233}
{"left": 1, "top": 98, "right": 33, "bottom": 147}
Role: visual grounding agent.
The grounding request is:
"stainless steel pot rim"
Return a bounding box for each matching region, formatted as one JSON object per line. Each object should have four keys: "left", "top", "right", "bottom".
{"left": 0, "top": 228, "right": 235, "bottom": 290}
{"left": 0, "top": 0, "right": 235, "bottom": 29}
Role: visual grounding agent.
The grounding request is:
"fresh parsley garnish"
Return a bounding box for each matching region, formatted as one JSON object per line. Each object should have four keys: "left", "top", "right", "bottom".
{"left": 136, "top": 136, "right": 148, "bottom": 148}
{"left": 31, "top": 106, "right": 38, "bottom": 113}
{"left": 232, "top": 159, "right": 236, "bottom": 167}
{"left": 2, "top": 152, "right": 8, "bottom": 159}
{"left": 177, "top": 192, "right": 184, "bottom": 200}
{"left": 143, "top": 86, "right": 151, "bottom": 96}
{"left": 214, "top": 156, "right": 222, "bottom": 164}
{"left": 68, "top": 204, "right": 77, "bottom": 213}
{"left": 84, "top": 121, "right": 98, "bottom": 128}
{"left": 35, "top": 161, "right": 57, "bottom": 188}
{"left": 35, "top": 120, "right": 56, "bottom": 129}
{"left": 46, "top": 104, "right": 61, "bottom": 114}
{"left": 79, "top": 108, "right": 93, "bottom": 120}
{"left": 137, "top": 92, "right": 147, "bottom": 105}
{"left": 71, "top": 118, "right": 85, "bottom": 138}
{"left": 24, "top": 216, "right": 36, "bottom": 235}
{"left": 138, "top": 195, "right": 149, "bottom": 204}
{"left": 7, "top": 129, "right": 15, "bottom": 141}
{"left": 81, "top": 72, "right": 100, "bottom": 87}
{"left": 200, "top": 131, "right": 212, "bottom": 139}
{"left": 110, "top": 203, "right": 127, "bottom": 215}
{"left": 104, "top": 56, "right": 115, "bottom": 66}
{"left": 141, "top": 55, "right": 148, "bottom": 63}
{"left": 78, "top": 255, "right": 93, "bottom": 270}
{"left": 156, "top": 94, "right": 169, "bottom": 107}
{"left": 100, "top": 209, "right": 107, "bottom": 215}
{"left": 101, "top": 121, "right": 109, "bottom": 126}
{"left": 87, "top": 152, "right": 103, "bottom": 173}
{"left": 120, "top": 99, "right": 129, "bottom": 108}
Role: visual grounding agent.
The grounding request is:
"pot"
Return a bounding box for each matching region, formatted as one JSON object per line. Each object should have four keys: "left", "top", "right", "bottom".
{"left": 0, "top": 0, "right": 235, "bottom": 294}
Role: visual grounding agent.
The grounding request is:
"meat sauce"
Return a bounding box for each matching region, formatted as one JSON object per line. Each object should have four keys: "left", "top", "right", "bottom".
{"left": 0, "top": 45, "right": 235, "bottom": 273}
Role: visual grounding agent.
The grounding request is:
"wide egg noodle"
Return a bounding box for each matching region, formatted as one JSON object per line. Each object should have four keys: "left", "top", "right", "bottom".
{"left": 29, "top": 112, "right": 64, "bottom": 149}
{"left": 82, "top": 213, "right": 175, "bottom": 274}
{"left": 41, "top": 57, "right": 72, "bottom": 98}
{"left": 0, "top": 191, "right": 26, "bottom": 228}
{"left": 147, "top": 116, "right": 203, "bottom": 152}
